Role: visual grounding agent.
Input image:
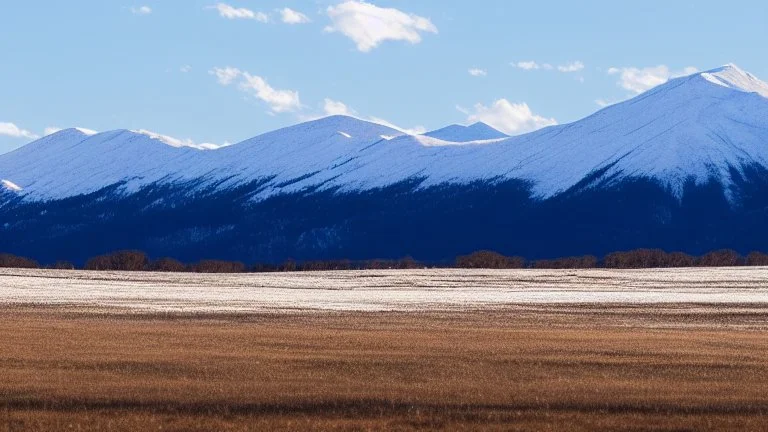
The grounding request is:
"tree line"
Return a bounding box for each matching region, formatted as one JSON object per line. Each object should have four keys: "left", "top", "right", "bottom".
{"left": 1, "top": 248, "right": 768, "bottom": 272}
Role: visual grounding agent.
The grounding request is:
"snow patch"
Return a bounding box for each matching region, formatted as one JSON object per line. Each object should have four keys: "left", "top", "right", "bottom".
{"left": 700, "top": 64, "right": 768, "bottom": 98}
{"left": 1, "top": 179, "right": 22, "bottom": 192}
{"left": 74, "top": 127, "right": 98, "bottom": 136}
{"left": 337, "top": 131, "right": 352, "bottom": 138}
{"left": 133, "top": 129, "right": 221, "bottom": 150}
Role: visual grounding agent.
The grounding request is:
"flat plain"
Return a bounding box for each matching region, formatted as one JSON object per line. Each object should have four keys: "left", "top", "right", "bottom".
{"left": 1, "top": 268, "right": 768, "bottom": 431}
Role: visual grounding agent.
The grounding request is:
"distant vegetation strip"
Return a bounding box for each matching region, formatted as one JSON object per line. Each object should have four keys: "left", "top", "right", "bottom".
{"left": 1, "top": 248, "right": 768, "bottom": 272}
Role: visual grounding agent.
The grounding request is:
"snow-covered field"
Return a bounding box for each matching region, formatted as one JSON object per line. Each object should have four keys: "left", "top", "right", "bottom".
{"left": 1, "top": 267, "right": 767, "bottom": 313}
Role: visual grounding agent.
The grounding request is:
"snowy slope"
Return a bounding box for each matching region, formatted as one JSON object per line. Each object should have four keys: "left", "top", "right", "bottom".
{"left": 297, "top": 64, "right": 768, "bottom": 197}
{"left": 1, "top": 64, "right": 767, "bottom": 202}
{"left": 423, "top": 122, "right": 508, "bottom": 142}
{"left": 0, "top": 117, "right": 402, "bottom": 200}
{"left": 0, "top": 128, "right": 207, "bottom": 199}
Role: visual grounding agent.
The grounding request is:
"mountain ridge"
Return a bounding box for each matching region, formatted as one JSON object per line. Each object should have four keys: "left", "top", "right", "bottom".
{"left": 2, "top": 64, "right": 768, "bottom": 264}
{"left": 2, "top": 64, "right": 766, "bottom": 202}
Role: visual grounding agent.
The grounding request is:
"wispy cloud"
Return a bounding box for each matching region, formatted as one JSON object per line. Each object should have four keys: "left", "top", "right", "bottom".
{"left": 513, "top": 60, "right": 585, "bottom": 73}
{"left": 0, "top": 122, "right": 39, "bottom": 140}
{"left": 607, "top": 65, "right": 698, "bottom": 94}
{"left": 557, "top": 61, "right": 584, "bottom": 73}
{"left": 323, "top": 98, "right": 356, "bottom": 116}
{"left": 511, "top": 61, "right": 552, "bottom": 71}
{"left": 210, "top": 67, "right": 301, "bottom": 113}
{"left": 461, "top": 99, "right": 557, "bottom": 136}
{"left": 180, "top": 65, "right": 192, "bottom": 73}
{"left": 280, "top": 7, "right": 310, "bottom": 24}
{"left": 468, "top": 68, "right": 487, "bottom": 77}
{"left": 325, "top": 1, "right": 437, "bottom": 52}
{"left": 130, "top": 5, "right": 152, "bottom": 15}
{"left": 207, "top": 3, "right": 268, "bottom": 22}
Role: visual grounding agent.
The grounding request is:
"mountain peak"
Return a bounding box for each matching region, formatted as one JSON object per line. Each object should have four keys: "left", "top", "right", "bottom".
{"left": 697, "top": 63, "right": 768, "bottom": 98}
{"left": 424, "top": 122, "right": 508, "bottom": 142}
{"left": 251, "top": 115, "right": 400, "bottom": 140}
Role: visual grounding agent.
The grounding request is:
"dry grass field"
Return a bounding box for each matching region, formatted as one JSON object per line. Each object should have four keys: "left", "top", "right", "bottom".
{"left": 2, "top": 303, "right": 768, "bottom": 431}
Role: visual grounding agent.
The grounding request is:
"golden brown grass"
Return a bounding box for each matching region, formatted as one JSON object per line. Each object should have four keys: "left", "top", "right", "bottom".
{"left": 1, "top": 305, "right": 767, "bottom": 431}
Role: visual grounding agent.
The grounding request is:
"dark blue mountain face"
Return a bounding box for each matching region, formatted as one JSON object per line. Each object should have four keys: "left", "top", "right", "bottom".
{"left": 2, "top": 168, "right": 768, "bottom": 265}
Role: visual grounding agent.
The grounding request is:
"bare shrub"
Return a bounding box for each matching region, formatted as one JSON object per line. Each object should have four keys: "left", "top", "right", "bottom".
{"left": 664, "top": 252, "right": 696, "bottom": 268}
{"left": 533, "top": 255, "right": 598, "bottom": 269}
{"left": 189, "top": 260, "right": 246, "bottom": 273}
{"left": 279, "top": 259, "right": 298, "bottom": 272}
{"left": 603, "top": 249, "right": 667, "bottom": 268}
{"left": 84, "top": 251, "right": 149, "bottom": 271}
{"left": 149, "top": 257, "right": 187, "bottom": 272}
{"left": 300, "top": 260, "right": 354, "bottom": 271}
{"left": 252, "top": 263, "right": 279, "bottom": 272}
{"left": 602, "top": 249, "right": 696, "bottom": 269}
{"left": 746, "top": 251, "right": 768, "bottom": 266}
{"left": 697, "top": 249, "right": 744, "bottom": 267}
{"left": 396, "top": 256, "right": 423, "bottom": 269}
{"left": 456, "top": 251, "right": 525, "bottom": 269}
{"left": 362, "top": 259, "right": 397, "bottom": 270}
{"left": 0, "top": 253, "right": 39, "bottom": 269}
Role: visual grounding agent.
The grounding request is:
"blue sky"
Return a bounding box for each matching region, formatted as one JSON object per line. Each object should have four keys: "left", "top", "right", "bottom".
{"left": 1, "top": 0, "right": 766, "bottom": 153}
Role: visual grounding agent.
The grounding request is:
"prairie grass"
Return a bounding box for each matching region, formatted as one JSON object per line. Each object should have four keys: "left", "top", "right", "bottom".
{"left": 1, "top": 306, "right": 767, "bottom": 431}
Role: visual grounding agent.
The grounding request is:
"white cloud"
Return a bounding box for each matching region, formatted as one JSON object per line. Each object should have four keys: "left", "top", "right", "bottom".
{"left": 134, "top": 129, "right": 226, "bottom": 150}
{"left": 280, "top": 7, "right": 310, "bottom": 24}
{"left": 180, "top": 65, "right": 192, "bottom": 73}
{"left": 130, "top": 6, "right": 152, "bottom": 15}
{"left": 608, "top": 65, "right": 698, "bottom": 94}
{"left": 210, "top": 66, "right": 241, "bottom": 85}
{"left": 325, "top": 1, "right": 438, "bottom": 52}
{"left": 207, "top": 3, "right": 269, "bottom": 22}
{"left": 369, "top": 117, "right": 426, "bottom": 135}
{"left": 468, "top": 68, "right": 487, "bottom": 77}
{"left": 323, "top": 98, "right": 356, "bottom": 116}
{"left": 210, "top": 67, "right": 301, "bottom": 113}
{"left": 512, "top": 61, "right": 554, "bottom": 71}
{"left": 557, "top": 61, "right": 584, "bottom": 73}
{"left": 512, "top": 61, "right": 540, "bottom": 70}
{"left": 0, "top": 122, "right": 39, "bottom": 140}
{"left": 462, "top": 99, "right": 557, "bottom": 136}
{"left": 513, "top": 61, "right": 584, "bottom": 73}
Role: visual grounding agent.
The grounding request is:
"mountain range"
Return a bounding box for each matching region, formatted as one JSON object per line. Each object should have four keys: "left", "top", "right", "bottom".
{"left": 2, "top": 64, "right": 768, "bottom": 264}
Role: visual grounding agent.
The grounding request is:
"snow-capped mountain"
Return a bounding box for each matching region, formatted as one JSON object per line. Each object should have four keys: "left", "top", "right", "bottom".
{"left": 3, "top": 64, "right": 767, "bottom": 202}
{"left": 1, "top": 64, "right": 768, "bottom": 264}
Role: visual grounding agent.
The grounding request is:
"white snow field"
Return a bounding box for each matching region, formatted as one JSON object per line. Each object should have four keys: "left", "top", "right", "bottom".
{"left": 1, "top": 64, "right": 767, "bottom": 201}
{"left": 1, "top": 267, "right": 767, "bottom": 313}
